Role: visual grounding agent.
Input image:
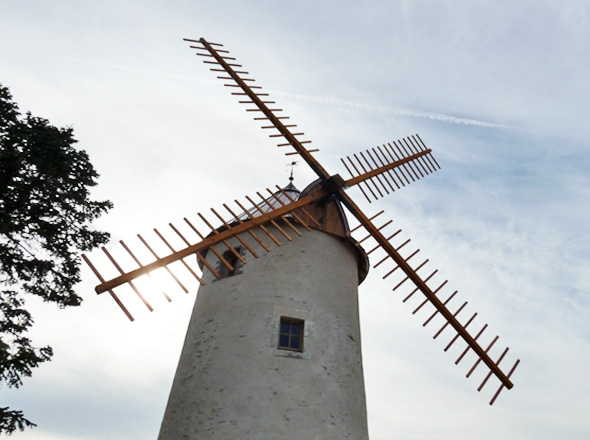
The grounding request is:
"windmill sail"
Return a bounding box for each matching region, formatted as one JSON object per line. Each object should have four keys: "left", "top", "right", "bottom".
{"left": 184, "top": 38, "right": 329, "bottom": 179}
{"left": 83, "top": 186, "right": 323, "bottom": 321}
{"left": 340, "top": 135, "right": 440, "bottom": 202}
{"left": 344, "top": 205, "right": 520, "bottom": 404}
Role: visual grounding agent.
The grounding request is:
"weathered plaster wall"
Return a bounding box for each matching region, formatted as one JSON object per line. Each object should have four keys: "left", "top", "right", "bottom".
{"left": 158, "top": 227, "right": 369, "bottom": 440}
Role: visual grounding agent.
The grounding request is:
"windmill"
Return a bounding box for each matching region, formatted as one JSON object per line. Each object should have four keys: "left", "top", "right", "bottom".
{"left": 83, "top": 37, "right": 520, "bottom": 439}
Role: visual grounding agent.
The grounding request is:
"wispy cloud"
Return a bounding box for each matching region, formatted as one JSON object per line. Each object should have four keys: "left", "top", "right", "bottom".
{"left": 54, "top": 55, "right": 506, "bottom": 129}
{"left": 271, "top": 90, "right": 507, "bottom": 128}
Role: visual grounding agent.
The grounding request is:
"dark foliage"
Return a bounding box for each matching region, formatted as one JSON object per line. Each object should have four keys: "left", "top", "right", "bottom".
{"left": 0, "top": 84, "right": 112, "bottom": 434}
{"left": 0, "top": 407, "right": 36, "bottom": 435}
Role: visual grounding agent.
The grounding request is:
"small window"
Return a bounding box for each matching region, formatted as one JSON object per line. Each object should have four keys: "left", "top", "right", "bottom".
{"left": 216, "top": 248, "right": 244, "bottom": 279}
{"left": 278, "top": 317, "right": 304, "bottom": 352}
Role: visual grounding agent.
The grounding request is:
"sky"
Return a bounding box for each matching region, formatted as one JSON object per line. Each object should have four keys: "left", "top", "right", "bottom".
{"left": 1, "top": 0, "right": 589, "bottom": 439}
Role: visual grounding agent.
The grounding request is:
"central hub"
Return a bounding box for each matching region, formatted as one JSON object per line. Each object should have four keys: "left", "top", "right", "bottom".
{"left": 325, "top": 174, "right": 346, "bottom": 194}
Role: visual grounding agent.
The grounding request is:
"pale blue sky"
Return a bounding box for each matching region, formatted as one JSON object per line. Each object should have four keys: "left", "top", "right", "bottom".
{"left": 1, "top": 1, "right": 589, "bottom": 439}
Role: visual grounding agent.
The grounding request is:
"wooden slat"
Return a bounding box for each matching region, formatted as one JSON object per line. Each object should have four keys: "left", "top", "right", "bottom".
{"left": 466, "top": 336, "right": 499, "bottom": 378}
{"left": 198, "top": 212, "right": 247, "bottom": 264}
{"left": 82, "top": 254, "right": 134, "bottom": 321}
{"left": 223, "top": 203, "right": 271, "bottom": 252}
{"left": 119, "top": 239, "right": 172, "bottom": 302}
{"left": 137, "top": 234, "right": 189, "bottom": 294}
{"left": 368, "top": 148, "right": 397, "bottom": 192}
{"left": 479, "top": 347, "right": 509, "bottom": 392}
{"left": 383, "top": 249, "right": 419, "bottom": 279}
{"left": 274, "top": 186, "right": 322, "bottom": 228}
{"left": 168, "top": 223, "right": 221, "bottom": 279}
{"left": 413, "top": 280, "right": 448, "bottom": 314}
{"left": 266, "top": 188, "right": 311, "bottom": 231}
{"left": 341, "top": 158, "right": 371, "bottom": 202}
{"left": 424, "top": 291, "right": 457, "bottom": 327}
{"left": 184, "top": 218, "right": 234, "bottom": 271}
{"left": 456, "top": 324, "right": 487, "bottom": 365}
{"left": 388, "top": 140, "right": 413, "bottom": 180}
{"left": 348, "top": 211, "right": 383, "bottom": 234}
{"left": 490, "top": 359, "right": 520, "bottom": 405}
{"left": 211, "top": 207, "right": 260, "bottom": 258}
{"left": 403, "top": 268, "right": 437, "bottom": 302}
{"left": 445, "top": 313, "right": 477, "bottom": 352}
{"left": 234, "top": 199, "right": 282, "bottom": 247}
{"left": 101, "top": 246, "right": 153, "bottom": 311}
{"left": 257, "top": 191, "right": 302, "bottom": 236}
{"left": 245, "top": 195, "right": 292, "bottom": 241}
{"left": 154, "top": 228, "right": 205, "bottom": 286}
{"left": 434, "top": 301, "right": 467, "bottom": 339}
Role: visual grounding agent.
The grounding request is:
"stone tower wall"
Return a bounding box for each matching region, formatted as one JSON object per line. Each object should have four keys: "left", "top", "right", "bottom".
{"left": 158, "top": 226, "right": 369, "bottom": 440}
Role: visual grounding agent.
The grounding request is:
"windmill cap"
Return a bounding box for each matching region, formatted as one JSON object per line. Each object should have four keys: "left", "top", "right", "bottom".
{"left": 199, "top": 179, "right": 368, "bottom": 284}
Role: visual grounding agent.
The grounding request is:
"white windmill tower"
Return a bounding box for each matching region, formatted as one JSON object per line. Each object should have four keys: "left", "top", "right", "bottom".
{"left": 83, "top": 37, "right": 520, "bottom": 440}
{"left": 158, "top": 179, "right": 371, "bottom": 439}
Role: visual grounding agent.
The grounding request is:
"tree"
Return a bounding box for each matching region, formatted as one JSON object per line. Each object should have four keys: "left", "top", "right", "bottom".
{"left": 0, "top": 84, "right": 112, "bottom": 434}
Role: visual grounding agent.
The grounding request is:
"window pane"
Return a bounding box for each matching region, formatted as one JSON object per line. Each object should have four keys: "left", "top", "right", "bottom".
{"left": 278, "top": 317, "right": 304, "bottom": 352}
{"left": 280, "top": 322, "right": 291, "bottom": 334}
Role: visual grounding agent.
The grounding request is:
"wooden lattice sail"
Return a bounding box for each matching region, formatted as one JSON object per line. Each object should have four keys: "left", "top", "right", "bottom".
{"left": 83, "top": 37, "right": 519, "bottom": 406}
